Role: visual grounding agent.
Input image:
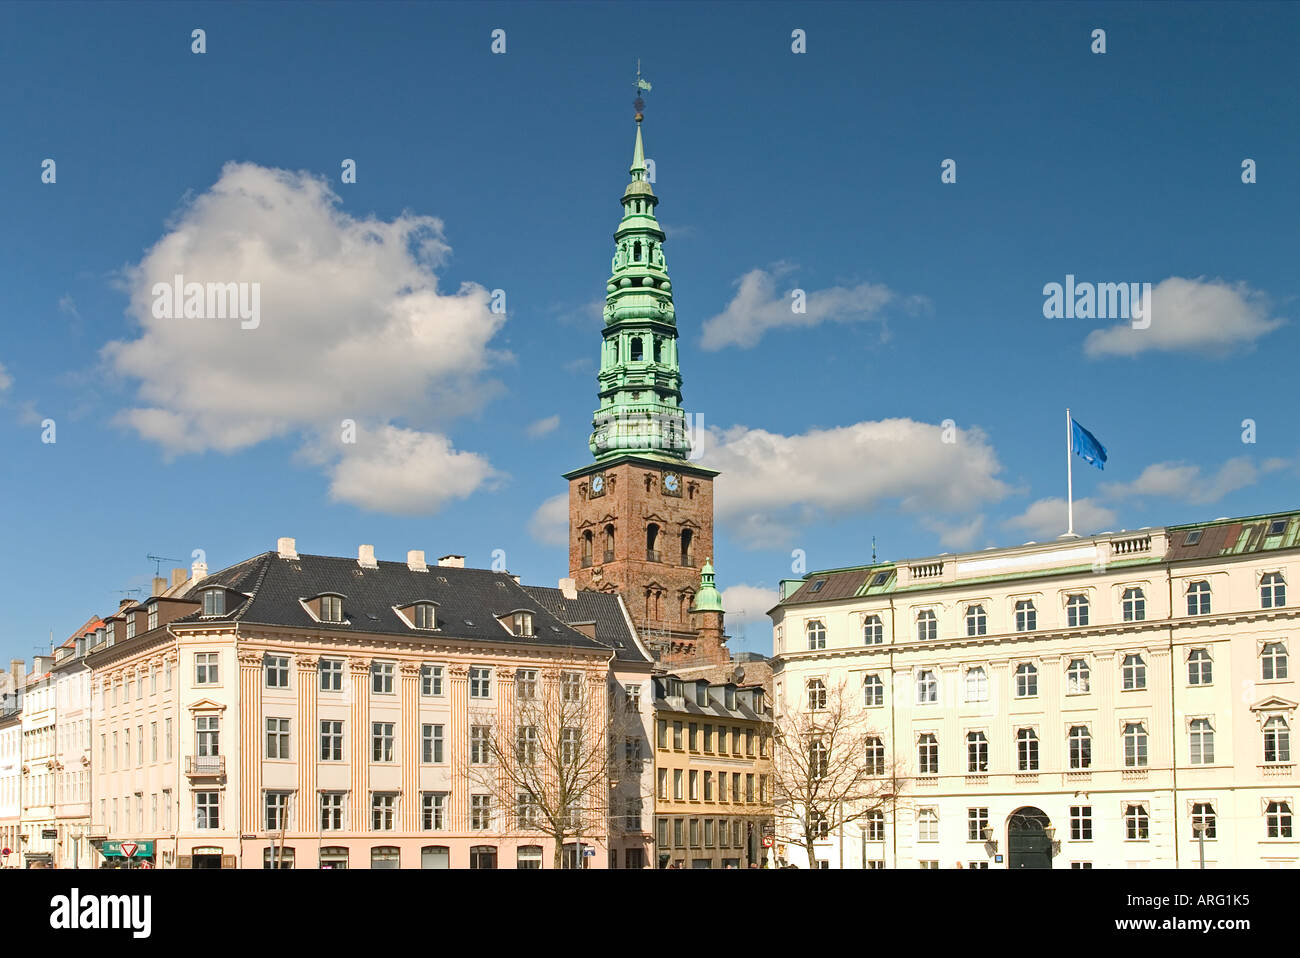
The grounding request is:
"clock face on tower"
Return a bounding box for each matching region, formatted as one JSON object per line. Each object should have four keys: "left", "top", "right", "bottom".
{"left": 662, "top": 471, "right": 681, "bottom": 496}
{"left": 590, "top": 473, "right": 606, "bottom": 497}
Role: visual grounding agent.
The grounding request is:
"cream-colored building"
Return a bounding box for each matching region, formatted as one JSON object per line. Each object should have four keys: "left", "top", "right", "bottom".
{"left": 20, "top": 656, "right": 57, "bottom": 867}
{"left": 770, "top": 512, "right": 1298, "bottom": 869}
{"left": 52, "top": 618, "right": 98, "bottom": 869}
{"left": 0, "top": 675, "right": 21, "bottom": 867}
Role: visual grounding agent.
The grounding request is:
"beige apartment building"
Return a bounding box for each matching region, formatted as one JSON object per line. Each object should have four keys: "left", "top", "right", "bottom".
{"left": 87, "top": 538, "right": 653, "bottom": 868}
{"left": 51, "top": 619, "right": 98, "bottom": 869}
{"left": 770, "top": 511, "right": 1298, "bottom": 869}
{"left": 652, "top": 673, "right": 773, "bottom": 867}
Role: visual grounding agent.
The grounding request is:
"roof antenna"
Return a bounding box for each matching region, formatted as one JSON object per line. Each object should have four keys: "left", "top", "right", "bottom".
{"left": 147, "top": 554, "right": 184, "bottom": 576}
{"left": 871, "top": 536, "right": 877, "bottom": 564}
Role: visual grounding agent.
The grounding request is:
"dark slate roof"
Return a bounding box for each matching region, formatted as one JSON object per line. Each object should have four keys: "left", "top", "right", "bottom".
{"left": 171, "top": 552, "right": 610, "bottom": 654}
{"left": 780, "top": 568, "right": 871, "bottom": 606}
{"left": 524, "top": 587, "right": 652, "bottom": 665}
{"left": 652, "top": 675, "right": 769, "bottom": 722}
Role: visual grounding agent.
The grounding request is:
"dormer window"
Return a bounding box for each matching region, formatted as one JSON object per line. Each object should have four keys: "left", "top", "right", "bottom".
{"left": 321, "top": 596, "right": 343, "bottom": 623}
{"left": 510, "top": 612, "right": 534, "bottom": 637}
{"left": 202, "top": 589, "right": 225, "bottom": 616}
{"left": 125, "top": 615, "right": 136, "bottom": 640}
{"left": 414, "top": 603, "right": 436, "bottom": 630}
{"left": 147, "top": 603, "right": 159, "bottom": 632}
{"left": 695, "top": 684, "right": 708, "bottom": 707}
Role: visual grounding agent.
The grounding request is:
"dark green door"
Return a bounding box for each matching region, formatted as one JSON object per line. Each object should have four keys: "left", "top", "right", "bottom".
{"left": 1008, "top": 808, "right": 1052, "bottom": 869}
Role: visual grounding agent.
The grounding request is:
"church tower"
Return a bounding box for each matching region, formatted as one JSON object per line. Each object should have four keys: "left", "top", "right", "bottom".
{"left": 564, "top": 107, "right": 724, "bottom": 665}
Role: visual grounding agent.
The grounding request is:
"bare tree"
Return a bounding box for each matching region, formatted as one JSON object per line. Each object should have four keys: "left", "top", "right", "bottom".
{"left": 771, "top": 679, "right": 901, "bottom": 868}
{"left": 463, "top": 665, "right": 643, "bottom": 869}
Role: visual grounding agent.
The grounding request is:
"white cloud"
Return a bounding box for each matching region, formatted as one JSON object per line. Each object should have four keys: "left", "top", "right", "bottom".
{"left": 719, "top": 584, "right": 779, "bottom": 650}
{"left": 1100, "top": 456, "right": 1284, "bottom": 505}
{"left": 527, "top": 493, "right": 570, "bottom": 547}
{"left": 706, "top": 419, "right": 1010, "bottom": 548}
{"left": 1003, "top": 497, "right": 1118, "bottom": 540}
{"left": 0, "top": 361, "right": 11, "bottom": 393}
{"left": 526, "top": 414, "right": 561, "bottom": 438}
{"left": 1084, "top": 276, "right": 1284, "bottom": 358}
{"left": 700, "top": 266, "right": 914, "bottom": 350}
{"left": 102, "top": 162, "right": 506, "bottom": 513}
{"left": 327, "top": 425, "right": 498, "bottom": 514}
{"left": 922, "top": 514, "right": 987, "bottom": 551}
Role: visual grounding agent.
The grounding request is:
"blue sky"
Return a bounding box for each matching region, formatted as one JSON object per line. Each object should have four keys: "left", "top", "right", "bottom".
{"left": 1, "top": 1, "right": 1298, "bottom": 662}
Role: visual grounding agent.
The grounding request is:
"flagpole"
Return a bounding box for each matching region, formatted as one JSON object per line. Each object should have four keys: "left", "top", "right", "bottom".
{"left": 1065, "top": 407, "right": 1075, "bottom": 537}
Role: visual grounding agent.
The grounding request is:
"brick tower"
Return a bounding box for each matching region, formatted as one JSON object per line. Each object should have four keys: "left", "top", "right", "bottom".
{"left": 563, "top": 106, "right": 726, "bottom": 666}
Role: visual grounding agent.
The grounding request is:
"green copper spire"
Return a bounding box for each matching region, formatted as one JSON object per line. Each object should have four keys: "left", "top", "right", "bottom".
{"left": 588, "top": 114, "right": 691, "bottom": 460}
{"left": 691, "top": 558, "right": 724, "bottom": 613}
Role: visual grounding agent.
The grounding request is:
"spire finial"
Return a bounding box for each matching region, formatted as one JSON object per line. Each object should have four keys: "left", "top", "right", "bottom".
{"left": 634, "top": 60, "right": 651, "bottom": 123}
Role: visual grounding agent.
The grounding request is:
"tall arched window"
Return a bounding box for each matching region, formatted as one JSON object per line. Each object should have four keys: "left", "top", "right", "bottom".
{"left": 1066, "top": 594, "right": 1089, "bottom": 627}
{"left": 1262, "top": 642, "right": 1289, "bottom": 680}
{"left": 1014, "top": 663, "right": 1038, "bottom": 698}
{"left": 630, "top": 336, "right": 643, "bottom": 361}
{"left": 863, "top": 615, "right": 884, "bottom": 645}
{"left": 603, "top": 524, "right": 615, "bottom": 563}
{"left": 863, "top": 674, "right": 884, "bottom": 707}
{"left": 581, "top": 530, "right": 593, "bottom": 568}
{"left": 864, "top": 737, "right": 885, "bottom": 775}
{"left": 1261, "top": 572, "right": 1286, "bottom": 608}
{"left": 646, "top": 523, "right": 660, "bottom": 561}
{"left": 653, "top": 338, "right": 663, "bottom": 363}
{"left": 806, "top": 620, "right": 826, "bottom": 650}
{"left": 916, "top": 610, "right": 937, "bottom": 642}
{"left": 917, "top": 734, "right": 939, "bottom": 775}
{"left": 806, "top": 679, "right": 827, "bottom": 711}
{"left": 1122, "top": 653, "right": 1147, "bottom": 690}
{"left": 632, "top": 240, "right": 642, "bottom": 261}
{"left": 1189, "top": 718, "right": 1215, "bottom": 765}
{"left": 1266, "top": 801, "right": 1293, "bottom": 838}
{"left": 1187, "top": 580, "right": 1212, "bottom": 615}
{"left": 1188, "top": 648, "right": 1212, "bottom": 685}
{"left": 679, "top": 529, "right": 693, "bottom": 567}
{"left": 1068, "top": 725, "right": 1091, "bottom": 769}
{"left": 916, "top": 670, "right": 938, "bottom": 704}
{"left": 1066, "top": 658, "right": 1091, "bottom": 694}
{"left": 809, "top": 740, "right": 828, "bottom": 779}
{"left": 1014, "top": 600, "right": 1037, "bottom": 632}
{"left": 966, "top": 732, "right": 988, "bottom": 772}
{"left": 965, "top": 667, "right": 988, "bottom": 703}
{"left": 1263, "top": 716, "right": 1291, "bottom": 764}
{"left": 1122, "top": 587, "right": 1146, "bottom": 621}
{"left": 1123, "top": 722, "right": 1148, "bottom": 767}
{"left": 1016, "top": 728, "right": 1039, "bottom": 771}
{"left": 965, "top": 605, "right": 986, "bottom": 636}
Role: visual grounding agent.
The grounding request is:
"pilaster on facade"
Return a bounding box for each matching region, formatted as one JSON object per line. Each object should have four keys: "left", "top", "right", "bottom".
{"left": 348, "top": 658, "right": 371, "bottom": 834}
{"left": 295, "top": 655, "right": 319, "bottom": 832}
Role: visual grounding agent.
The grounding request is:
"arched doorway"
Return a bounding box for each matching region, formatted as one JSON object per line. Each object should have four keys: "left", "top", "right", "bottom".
{"left": 1007, "top": 807, "right": 1052, "bottom": 869}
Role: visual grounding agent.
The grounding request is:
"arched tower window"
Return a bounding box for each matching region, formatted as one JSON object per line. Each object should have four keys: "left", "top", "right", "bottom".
{"left": 633, "top": 241, "right": 642, "bottom": 261}
{"left": 653, "top": 338, "right": 662, "bottom": 363}
{"left": 680, "top": 529, "right": 693, "bottom": 567}
{"left": 646, "top": 523, "right": 660, "bottom": 562}
{"left": 581, "top": 530, "right": 593, "bottom": 568}
{"left": 604, "top": 524, "right": 615, "bottom": 563}
{"left": 630, "top": 337, "right": 643, "bottom": 362}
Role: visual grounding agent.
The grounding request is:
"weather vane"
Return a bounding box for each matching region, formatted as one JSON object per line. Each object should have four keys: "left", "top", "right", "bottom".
{"left": 634, "top": 59, "right": 652, "bottom": 121}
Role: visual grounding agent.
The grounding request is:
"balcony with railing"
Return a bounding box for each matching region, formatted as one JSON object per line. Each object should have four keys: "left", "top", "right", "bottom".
{"left": 185, "top": 755, "right": 225, "bottom": 778}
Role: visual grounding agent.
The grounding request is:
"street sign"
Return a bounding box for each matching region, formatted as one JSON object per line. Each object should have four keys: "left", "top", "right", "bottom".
{"left": 582, "top": 847, "right": 595, "bottom": 857}
{"left": 761, "top": 836, "right": 774, "bottom": 848}
{"left": 41, "top": 829, "right": 57, "bottom": 840}
{"left": 1, "top": 847, "right": 9, "bottom": 857}
{"left": 101, "top": 840, "right": 154, "bottom": 858}
{"left": 120, "top": 841, "right": 139, "bottom": 859}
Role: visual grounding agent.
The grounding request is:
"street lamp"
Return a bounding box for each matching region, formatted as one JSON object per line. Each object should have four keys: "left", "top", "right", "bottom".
{"left": 980, "top": 825, "right": 998, "bottom": 852}
{"left": 1193, "top": 822, "right": 1207, "bottom": 869}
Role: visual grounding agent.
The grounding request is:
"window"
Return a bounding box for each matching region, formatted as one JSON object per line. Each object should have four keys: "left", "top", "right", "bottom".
{"left": 624, "top": 684, "right": 642, "bottom": 711}
{"left": 916, "top": 610, "right": 937, "bottom": 642}
{"left": 919, "top": 860, "right": 939, "bottom": 870}
{"left": 918, "top": 733, "right": 939, "bottom": 775}
{"left": 863, "top": 615, "right": 884, "bottom": 645}
{"left": 1191, "top": 803, "right": 1216, "bottom": 840}
{"left": 265, "top": 655, "right": 289, "bottom": 689}
{"left": 809, "top": 740, "right": 828, "bottom": 779}
{"left": 165, "top": 718, "right": 171, "bottom": 758}
{"left": 319, "top": 659, "right": 343, "bottom": 692}
{"left": 470, "top": 667, "right": 491, "bottom": 698}
{"left": 511, "top": 611, "right": 534, "bottom": 636}
{"left": 423, "top": 724, "right": 444, "bottom": 764}
{"left": 963, "top": 667, "right": 988, "bottom": 703}
{"left": 196, "top": 715, "right": 219, "bottom": 756}
{"left": 916, "top": 670, "right": 938, "bottom": 704}
{"left": 673, "top": 769, "right": 683, "bottom": 800}
{"left": 1122, "top": 587, "right": 1146, "bottom": 622}
{"left": 147, "top": 603, "right": 158, "bottom": 632}
{"left": 320, "top": 595, "right": 342, "bottom": 622}
{"left": 1263, "top": 716, "right": 1290, "bottom": 764}
{"left": 1261, "top": 572, "right": 1286, "bottom": 609}
{"left": 1266, "top": 801, "right": 1292, "bottom": 838}
{"left": 372, "top": 722, "right": 394, "bottom": 763}
{"left": 265, "top": 791, "right": 291, "bottom": 831}
{"left": 202, "top": 589, "right": 225, "bottom": 616}
{"left": 1016, "top": 728, "right": 1039, "bottom": 771}
{"left": 865, "top": 737, "right": 885, "bottom": 775}
{"left": 688, "top": 770, "right": 699, "bottom": 800}
{"left": 561, "top": 671, "right": 583, "bottom": 702}
{"left": 320, "top": 720, "right": 343, "bottom": 761}
{"left": 807, "top": 679, "right": 827, "bottom": 710}
{"left": 1066, "top": 594, "right": 1089, "bottom": 627}
{"left": 703, "top": 771, "right": 713, "bottom": 801}
{"left": 965, "top": 605, "right": 986, "bottom": 637}
{"left": 516, "top": 791, "right": 540, "bottom": 830}
{"left": 1125, "top": 804, "right": 1149, "bottom": 840}
{"left": 1189, "top": 718, "right": 1215, "bottom": 765}
{"left": 810, "top": 812, "right": 829, "bottom": 841}
{"left": 1058, "top": 659, "right": 1087, "bottom": 697}
{"left": 195, "top": 652, "right": 218, "bottom": 685}
{"left": 657, "top": 768, "right": 668, "bottom": 800}
{"left": 865, "top": 809, "right": 885, "bottom": 841}
{"left": 1070, "top": 806, "right": 1093, "bottom": 841}
{"left": 1123, "top": 722, "right": 1148, "bottom": 767}
{"left": 656, "top": 720, "right": 667, "bottom": 749}
{"left": 1014, "top": 600, "right": 1037, "bottom": 632}
{"left": 1184, "top": 529, "right": 1203, "bottom": 546}
{"left": 515, "top": 669, "right": 537, "bottom": 700}
{"left": 560, "top": 727, "right": 581, "bottom": 766}
{"left": 1188, "top": 649, "right": 1212, "bottom": 685}
{"left": 150, "top": 722, "right": 157, "bottom": 762}
{"left": 1068, "top": 726, "right": 1092, "bottom": 769}
{"left": 195, "top": 792, "right": 220, "bottom": 829}
{"left": 372, "top": 793, "right": 396, "bottom": 830}
{"left": 1262, "top": 643, "right": 1289, "bottom": 680}
{"left": 1014, "top": 663, "right": 1038, "bottom": 698}
{"left": 414, "top": 602, "right": 436, "bottom": 630}
{"left": 372, "top": 847, "right": 401, "bottom": 869}
{"left": 689, "top": 819, "right": 703, "bottom": 847}
{"left": 420, "top": 665, "right": 443, "bottom": 696}
{"left": 320, "top": 793, "right": 344, "bottom": 831}
{"left": 673, "top": 722, "right": 683, "bottom": 750}
{"left": 371, "top": 661, "right": 394, "bottom": 694}
{"left": 266, "top": 718, "right": 290, "bottom": 759}
{"left": 967, "top": 807, "right": 988, "bottom": 841}
{"left": 917, "top": 808, "right": 939, "bottom": 842}
{"left": 806, "top": 620, "right": 826, "bottom": 650}
{"left": 966, "top": 732, "right": 988, "bottom": 773}
{"left": 1187, "top": 580, "right": 1211, "bottom": 616}
{"left": 863, "top": 674, "right": 884, "bottom": 707}
{"left": 1122, "top": 654, "right": 1147, "bottom": 690}
{"left": 471, "top": 726, "right": 491, "bottom": 764}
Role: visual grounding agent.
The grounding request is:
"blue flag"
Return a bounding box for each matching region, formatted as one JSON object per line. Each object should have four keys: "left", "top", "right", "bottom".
{"left": 1071, "top": 417, "right": 1108, "bottom": 470}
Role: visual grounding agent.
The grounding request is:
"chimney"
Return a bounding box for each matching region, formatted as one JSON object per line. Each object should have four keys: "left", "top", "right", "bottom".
{"left": 152, "top": 576, "right": 167, "bottom": 597}
{"left": 191, "top": 556, "right": 208, "bottom": 582}
{"left": 358, "top": 544, "right": 378, "bottom": 569}
{"left": 170, "top": 567, "right": 187, "bottom": 589}
{"left": 570, "top": 621, "right": 597, "bottom": 640}
{"left": 118, "top": 599, "right": 134, "bottom": 611}
{"left": 407, "top": 550, "right": 428, "bottom": 572}
{"left": 437, "top": 555, "right": 465, "bottom": 568}
{"left": 9, "top": 660, "right": 22, "bottom": 693}
{"left": 511, "top": 574, "right": 520, "bottom": 584}
{"left": 559, "top": 577, "right": 578, "bottom": 600}
{"left": 277, "top": 537, "right": 298, "bottom": 560}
